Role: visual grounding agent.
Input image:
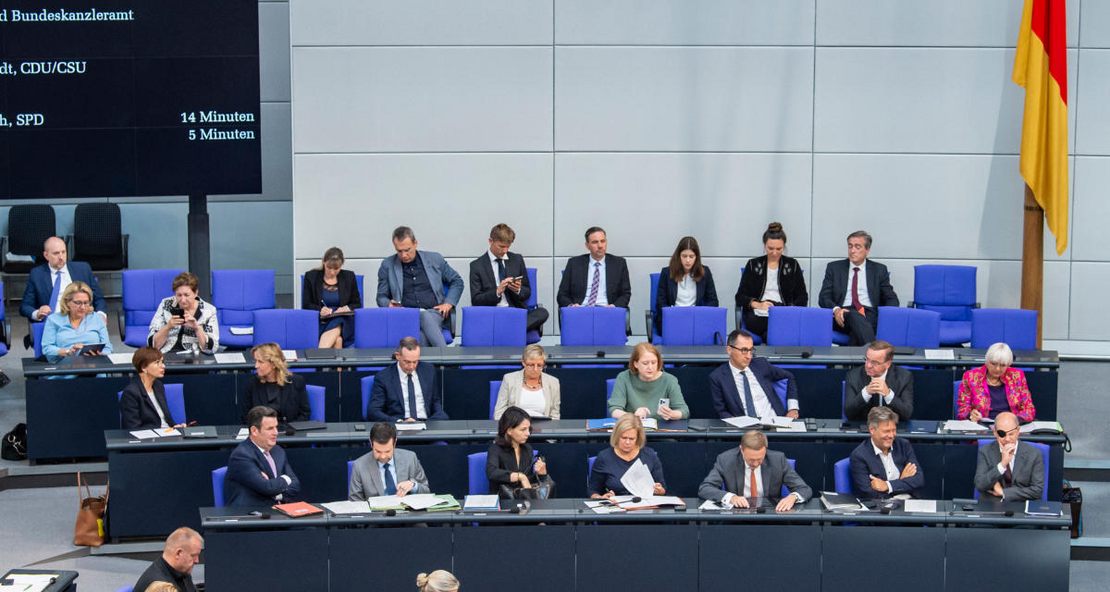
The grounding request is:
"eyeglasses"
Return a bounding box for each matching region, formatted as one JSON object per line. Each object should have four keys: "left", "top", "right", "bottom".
{"left": 996, "top": 426, "right": 1020, "bottom": 438}
{"left": 727, "top": 345, "right": 755, "bottom": 355}
{"left": 523, "top": 362, "right": 545, "bottom": 369}
{"left": 68, "top": 300, "right": 91, "bottom": 307}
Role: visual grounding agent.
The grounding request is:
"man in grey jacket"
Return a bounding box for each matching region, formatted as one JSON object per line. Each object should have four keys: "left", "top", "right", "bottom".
{"left": 699, "top": 430, "right": 812, "bottom": 512}
{"left": 349, "top": 422, "right": 430, "bottom": 501}
{"left": 376, "top": 226, "right": 464, "bottom": 347}
{"left": 973, "top": 411, "right": 1044, "bottom": 502}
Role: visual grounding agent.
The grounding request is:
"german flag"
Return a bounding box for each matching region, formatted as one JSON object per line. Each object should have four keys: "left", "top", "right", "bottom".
{"left": 1014, "top": 0, "right": 1068, "bottom": 255}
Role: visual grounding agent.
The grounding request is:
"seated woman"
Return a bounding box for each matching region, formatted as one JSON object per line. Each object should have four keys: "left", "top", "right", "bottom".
{"left": 120, "top": 347, "right": 184, "bottom": 429}
{"left": 485, "top": 406, "right": 551, "bottom": 499}
{"left": 654, "top": 236, "right": 718, "bottom": 332}
{"left": 493, "top": 344, "right": 561, "bottom": 420}
{"left": 608, "top": 342, "right": 688, "bottom": 420}
{"left": 240, "top": 342, "right": 311, "bottom": 424}
{"left": 41, "top": 281, "right": 112, "bottom": 363}
{"left": 736, "top": 222, "right": 809, "bottom": 342}
{"left": 588, "top": 414, "right": 667, "bottom": 498}
{"left": 957, "top": 342, "right": 1036, "bottom": 422}
{"left": 148, "top": 272, "right": 219, "bottom": 354}
{"left": 302, "top": 247, "right": 361, "bottom": 349}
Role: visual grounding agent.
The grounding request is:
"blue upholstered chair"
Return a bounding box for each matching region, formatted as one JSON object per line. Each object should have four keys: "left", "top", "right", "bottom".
{"left": 120, "top": 268, "right": 184, "bottom": 347}
{"left": 353, "top": 308, "right": 421, "bottom": 348}
{"left": 212, "top": 466, "right": 228, "bottom": 507}
{"left": 461, "top": 307, "right": 527, "bottom": 347}
{"left": 647, "top": 272, "right": 664, "bottom": 343}
{"left": 211, "top": 269, "right": 275, "bottom": 349}
{"left": 468, "top": 452, "right": 489, "bottom": 495}
{"left": 661, "top": 307, "right": 728, "bottom": 346}
{"left": 911, "top": 265, "right": 977, "bottom": 346}
{"left": 31, "top": 320, "right": 46, "bottom": 359}
{"left": 360, "top": 376, "right": 376, "bottom": 421}
{"left": 606, "top": 378, "right": 616, "bottom": 401}
{"left": 525, "top": 267, "right": 542, "bottom": 344}
{"left": 952, "top": 380, "right": 961, "bottom": 419}
{"left": 971, "top": 308, "right": 1038, "bottom": 350}
{"left": 252, "top": 309, "right": 319, "bottom": 350}
{"left": 730, "top": 267, "right": 762, "bottom": 345}
{"left": 489, "top": 380, "right": 502, "bottom": 420}
{"left": 307, "top": 384, "right": 325, "bottom": 422}
{"left": 0, "top": 280, "right": 8, "bottom": 358}
{"left": 560, "top": 306, "right": 627, "bottom": 346}
{"left": 116, "top": 383, "right": 186, "bottom": 427}
{"left": 876, "top": 306, "right": 941, "bottom": 349}
{"left": 767, "top": 307, "right": 834, "bottom": 346}
{"left": 347, "top": 459, "right": 356, "bottom": 490}
{"left": 587, "top": 455, "right": 597, "bottom": 488}
{"left": 833, "top": 458, "right": 852, "bottom": 495}
{"left": 116, "top": 587, "right": 134, "bottom": 592}
{"left": 973, "top": 440, "right": 1050, "bottom": 501}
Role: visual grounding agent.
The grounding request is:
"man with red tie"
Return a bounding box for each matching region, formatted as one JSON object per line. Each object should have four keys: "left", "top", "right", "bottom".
{"left": 818, "top": 230, "right": 899, "bottom": 346}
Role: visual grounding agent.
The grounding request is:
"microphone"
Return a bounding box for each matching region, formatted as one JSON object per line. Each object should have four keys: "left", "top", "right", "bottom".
{"left": 384, "top": 509, "right": 397, "bottom": 517}
{"left": 800, "top": 350, "right": 812, "bottom": 359}
{"left": 630, "top": 496, "right": 642, "bottom": 503}
{"left": 595, "top": 350, "right": 605, "bottom": 358}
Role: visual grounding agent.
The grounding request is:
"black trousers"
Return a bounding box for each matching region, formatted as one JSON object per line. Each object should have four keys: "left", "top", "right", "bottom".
{"left": 834, "top": 307, "right": 878, "bottom": 346}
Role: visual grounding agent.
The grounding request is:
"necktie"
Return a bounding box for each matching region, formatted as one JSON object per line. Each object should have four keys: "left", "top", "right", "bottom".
{"left": 1003, "top": 464, "right": 1013, "bottom": 487}
{"left": 750, "top": 467, "right": 759, "bottom": 499}
{"left": 496, "top": 258, "right": 506, "bottom": 283}
{"left": 383, "top": 462, "right": 397, "bottom": 495}
{"left": 741, "top": 371, "right": 757, "bottom": 418}
{"left": 262, "top": 449, "right": 278, "bottom": 478}
{"left": 406, "top": 373, "right": 418, "bottom": 420}
{"left": 586, "top": 262, "right": 601, "bottom": 306}
{"left": 850, "top": 267, "right": 865, "bottom": 316}
{"left": 49, "top": 270, "right": 63, "bottom": 313}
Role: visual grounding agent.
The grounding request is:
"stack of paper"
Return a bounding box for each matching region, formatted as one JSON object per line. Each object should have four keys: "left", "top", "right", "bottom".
{"left": 943, "top": 420, "right": 989, "bottom": 432}
{"left": 107, "top": 353, "right": 133, "bottom": 365}
{"left": 463, "top": 495, "right": 500, "bottom": 511}
{"left": 584, "top": 500, "right": 625, "bottom": 514}
{"left": 903, "top": 499, "right": 938, "bottom": 513}
{"left": 282, "top": 350, "right": 297, "bottom": 361}
{"left": 721, "top": 416, "right": 761, "bottom": 429}
{"left": 619, "top": 459, "right": 656, "bottom": 498}
{"left": 923, "top": 349, "right": 956, "bottom": 360}
{"left": 1020, "top": 421, "right": 1064, "bottom": 434}
{"left": 215, "top": 352, "right": 246, "bottom": 364}
{"left": 396, "top": 422, "right": 427, "bottom": 432}
{"left": 321, "top": 500, "right": 371, "bottom": 515}
{"left": 128, "top": 428, "right": 181, "bottom": 439}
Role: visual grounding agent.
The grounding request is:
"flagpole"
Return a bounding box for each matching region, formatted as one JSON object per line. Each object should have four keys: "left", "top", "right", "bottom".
{"left": 1021, "top": 185, "right": 1044, "bottom": 348}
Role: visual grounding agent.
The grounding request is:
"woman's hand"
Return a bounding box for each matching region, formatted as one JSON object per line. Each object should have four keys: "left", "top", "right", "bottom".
{"left": 657, "top": 405, "right": 681, "bottom": 421}
{"left": 518, "top": 474, "right": 532, "bottom": 489}
{"left": 534, "top": 458, "right": 547, "bottom": 476}
{"left": 653, "top": 483, "right": 666, "bottom": 495}
{"left": 634, "top": 407, "right": 651, "bottom": 419}
{"left": 969, "top": 409, "right": 983, "bottom": 423}
{"left": 320, "top": 306, "right": 333, "bottom": 317}
{"left": 336, "top": 306, "right": 350, "bottom": 314}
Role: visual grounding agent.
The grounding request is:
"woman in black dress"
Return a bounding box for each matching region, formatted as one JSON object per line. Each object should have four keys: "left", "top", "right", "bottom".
{"left": 302, "top": 247, "right": 361, "bottom": 348}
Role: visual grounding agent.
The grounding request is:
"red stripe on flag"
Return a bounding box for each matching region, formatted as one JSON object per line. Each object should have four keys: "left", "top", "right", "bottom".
{"left": 1029, "top": 0, "right": 1068, "bottom": 102}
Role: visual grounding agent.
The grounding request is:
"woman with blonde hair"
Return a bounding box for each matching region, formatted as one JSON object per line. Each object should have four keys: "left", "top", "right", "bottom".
{"left": 416, "top": 569, "right": 459, "bottom": 592}
{"left": 493, "top": 344, "right": 561, "bottom": 420}
{"left": 588, "top": 414, "right": 667, "bottom": 498}
{"left": 41, "top": 281, "right": 112, "bottom": 363}
{"left": 239, "top": 342, "right": 310, "bottom": 424}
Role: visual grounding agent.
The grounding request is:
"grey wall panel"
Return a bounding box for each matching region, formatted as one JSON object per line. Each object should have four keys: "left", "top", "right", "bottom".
{"left": 1069, "top": 263, "right": 1110, "bottom": 340}
{"left": 260, "top": 2, "right": 291, "bottom": 102}
{"left": 1042, "top": 262, "right": 1070, "bottom": 340}
{"left": 554, "top": 47, "right": 814, "bottom": 151}
{"left": 1081, "top": 1, "right": 1110, "bottom": 48}
{"left": 1074, "top": 50, "right": 1110, "bottom": 155}
{"left": 553, "top": 153, "right": 812, "bottom": 257}
{"left": 220, "top": 103, "right": 292, "bottom": 202}
{"left": 290, "top": 0, "right": 552, "bottom": 46}
{"left": 291, "top": 47, "right": 553, "bottom": 153}
{"left": 1072, "top": 157, "right": 1110, "bottom": 260}
{"left": 210, "top": 201, "right": 294, "bottom": 293}
{"left": 555, "top": 0, "right": 814, "bottom": 46}
{"left": 119, "top": 203, "right": 190, "bottom": 270}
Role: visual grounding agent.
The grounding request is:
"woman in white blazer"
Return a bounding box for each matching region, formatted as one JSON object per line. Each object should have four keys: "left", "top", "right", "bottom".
{"left": 494, "top": 344, "right": 561, "bottom": 420}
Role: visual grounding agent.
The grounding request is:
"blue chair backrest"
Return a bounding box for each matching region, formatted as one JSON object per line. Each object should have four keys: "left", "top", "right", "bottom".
{"left": 307, "top": 384, "right": 325, "bottom": 422}
{"left": 587, "top": 455, "right": 597, "bottom": 488}
{"left": 876, "top": 306, "right": 941, "bottom": 348}
{"left": 461, "top": 307, "right": 526, "bottom": 347}
{"left": 767, "top": 307, "right": 833, "bottom": 346}
{"left": 116, "top": 587, "right": 134, "bottom": 592}
{"left": 560, "top": 307, "right": 627, "bottom": 346}
{"left": 360, "top": 376, "right": 376, "bottom": 421}
{"left": 606, "top": 378, "right": 616, "bottom": 401}
{"left": 772, "top": 379, "right": 788, "bottom": 411}
{"left": 488, "top": 380, "right": 502, "bottom": 419}
{"left": 468, "top": 452, "right": 489, "bottom": 495}
{"left": 252, "top": 309, "right": 319, "bottom": 349}
{"left": 650, "top": 272, "right": 662, "bottom": 341}
{"left": 833, "top": 457, "right": 852, "bottom": 494}
{"left": 212, "top": 466, "right": 228, "bottom": 507}
{"left": 526, "top": 268, "right": 538, "bottom": 309}
{"left": 347, "top": 459, "right": 356, "bottom": 491}
{"left": 354, "top": 308, "right": 421, "bottom": 348}
{"left": 212, "top": 269, "right": 275, "bottom": 327}
{"left": 783, "top": 458, "right": 797, "bottom": 498}
{"left": 116, "top": 383, "right": 186, "bottom": 426}
{"left": 974, "top": 440, "right": 1050, "bottom": 501}
{"left": 952, "top": 380, "right": 961, "bottom": 419}
{"left": 840, "top": 381, "right": 848, "bottom": 422}
{"left": 971, "top": 308, "right": 1038, "bottom": 350}
{"left": 662, "top": 306, "right": 727, "bottom": 346}
{"left": 913, "top": 265, "right": 976, "bottom": 322}
{"left": 122, "top": 268, "right": 184, "bottom": 330}
{"left": 32, "top": 321, "right": 45, "bottom": 359}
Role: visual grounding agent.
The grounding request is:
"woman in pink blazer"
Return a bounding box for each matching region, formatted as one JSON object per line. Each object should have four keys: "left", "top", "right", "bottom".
{"left": 957, "top": 342, "right": 1036, "bottom": 422}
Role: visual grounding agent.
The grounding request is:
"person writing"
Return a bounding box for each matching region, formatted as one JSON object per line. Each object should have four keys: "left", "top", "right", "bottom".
{"left": 957, "top": 342, "right": 1036, "bottom": 423}
{"left": 40, "top": 281, "right": 112, "bottom": 363}
{"left": 302, "top": 247, "right": 361, "bottom": 349}
{"left": 588, "top": 415, "right": 666, "bottom": 498}
{"left": 698, "top": 430, "right": 812, "bottom": 512}
{"left": 608, "top": 342, "right": 688, "bottom": 421}
{"left": 349, "top": 422, "right": 430, "bottom": 500}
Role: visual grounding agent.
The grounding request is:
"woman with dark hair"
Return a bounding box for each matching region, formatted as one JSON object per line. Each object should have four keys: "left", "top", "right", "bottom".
{"left": 302, "top": 246, "right": 362, "bottom": 349}
{"left": 120, "top": 347, "right": 183, "bottom": 429}
{"left": 654, "top": 236, "right": 718, "bottom": 333}
{"left": 485, "top": 406, "right": 551, "bottom": 499}
{"left": 736, "top": 222, "right": 809, "bottom": 342}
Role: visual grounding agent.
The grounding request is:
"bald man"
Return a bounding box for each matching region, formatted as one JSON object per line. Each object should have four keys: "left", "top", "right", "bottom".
{"left": 134, "top": 526, "right": 203, "bottom": 592}
{"left": 21, "top": 237, "right": 106, "bottom": 332}
{"left": 973, "top": 411, "right": 1044, "bottom": 502}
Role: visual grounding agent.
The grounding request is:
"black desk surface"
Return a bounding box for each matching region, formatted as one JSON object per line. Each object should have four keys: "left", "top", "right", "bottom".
{"left": 0, "top": 569, "right": 79, "bottom": 592}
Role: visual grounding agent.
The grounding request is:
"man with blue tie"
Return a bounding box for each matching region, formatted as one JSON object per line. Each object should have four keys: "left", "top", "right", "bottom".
{"left": 556, "top": 226, "right": 632, "bottom": 309}
{"left": 21, "top": 236, "right": 107, "bottom": 344}
{"left": 708, "top": 329, "right": 800, "bottom": 419}
{"left": 367, "top": 337, "right": 449, "bottom": 423}
{"left": 225, "top": 406, "right": 301, "bottom": 507}
{"left": 349, "top": 422, "right": 430, "bottom": 501}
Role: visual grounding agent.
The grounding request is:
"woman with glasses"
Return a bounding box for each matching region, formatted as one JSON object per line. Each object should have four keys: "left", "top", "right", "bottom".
{"left": 608, "top": 342, "right": 688, "bottom": 421}
{"left": 957, "top": 342, "right": 1036, "bottom": 422}
{"left": 40, "top": 281, "right": 112, "bottom": 363}
{"left": 120, "top": 347, "right": 184, "bottom": 429}
{"left": 493, "top": 344, "right": 560, "bottom": 420}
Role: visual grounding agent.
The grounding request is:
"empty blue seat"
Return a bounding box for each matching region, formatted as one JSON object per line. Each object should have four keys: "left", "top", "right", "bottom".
{"left": 525, "top": 267, "right": 542, "bottom": 344}
{"left": 767, "top": 307, "right": 833, "bottom": 346}
{"left": 307, "top": 384, "right": 326, "bottom": 422}
{"left": 120, "top": 268, "right": 184, "bottom": 348}
{"left": 31, "top": 321, "right": 46, "bottom": 359}
{"left": 974, "top": 440, "right": 1049, "bottom": 501}
{"left": 606, "top": 378, "right": 616, "bottom": 401}
{"left": 560, "top": 307, "right": 627, "bottom": 346}
{"left": 661, "top": 306, "right": 728, "bottom": 346}
{"left": 211, "top": 269, "right": 275, "bottom": 349}
{"left": 212, "top": 466, "right": 228, "bottom": 507}
{"left": 833, "top": 457, "right": 852, "bottom": 494}
{"left": 360, "top": 376, "right": 376, "bottom": 421}
{"left": 647, "top": 272, "right": 664, "bottom": 343}
{"left": 252, "top": 309, "right": 319, "bottom": 350}
{"left": 489, "top": 380, "right": 502, "bottom": 419}
{"left": 354, "top": 308, "right": 421, "bottom": 348}
{"left": 971, "top": 308, "right": 1038, "bottom": 350}
{"left": 461, "top": 307, "right": 526, "bottom": 347}
{"left": 876, "top": 306, "right": 940, "bottom": 348}
{"left": 468, "top": 452, "right": 489, "bottom": 495}
{"left": 913, "top": 265, "right": 976, "bottom": 346}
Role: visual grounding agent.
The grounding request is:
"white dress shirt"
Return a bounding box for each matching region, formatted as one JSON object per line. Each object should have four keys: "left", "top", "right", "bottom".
{"left": 872, "top": 441, "right": 899, "bottom": 495}
{"left": 33, "top": 265, "right": 71, "bottom": 320}
{"left": 674, "top": 275, "right": 697, "bottom": 307}
{"left": 582, "top": 257, "right": 609, "bottom": 306}
{"left": 730, "top": 362, "right": 799, "bottom": 416}
{"left": 859, "top": 369, "right": 895, "bottom": 405}
{"left": 720, "top": 462, "right": 804, "bottom": 505}
{"left": 378, "top": 457, "right": 420, "bottom": 493}
{"left": 145, "top": 388, "right": 169, "bottom": 428}
{"left": 488, "top": 251, "right": 510, "bottom": 307}
{"left": 398, "top": 366, "right": 428, "bottom": 420}
{"left": 840, "top": 260, "right": 874, "bottom": 308}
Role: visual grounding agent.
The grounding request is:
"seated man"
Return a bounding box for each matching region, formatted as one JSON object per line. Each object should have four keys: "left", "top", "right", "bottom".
{"left": 844, "top": 340, "right": 914, "bottom": 422}
{"left": 849, "top": 407, "right": 924, "bottom": 500}
{"left": 468, "top": 222, "right": 549, "bottom": 334}
{"left": 133, "top": 526, "right": 203, "bottom": 592}
{"left": 225, "top": 406, "right": 301, "bottom": 507}
{"left": 708, "top": 329, "right": 799, "bottom": 419}
{"left": 376, "top": 226, "right": 464, "bottom": 347}
{"left": 973, "top": 411, "right": 1044, "bottom": 502}
{"left": 368, "top": 336, "right": 448, "bottom": 422}
{"left": 699, "top": 430, "right": 812, "bottom": 513}
{"left": 817, "top": 230, "right": 898, "bottom": 346}
{"left": 20, "top": 236, "right": 107, "bottom": 346}
{"left": 349, "top": 422, "right": 430, "bottom": 501}
{"left": 556, "top": 226, "right": 631, "bottom": 309}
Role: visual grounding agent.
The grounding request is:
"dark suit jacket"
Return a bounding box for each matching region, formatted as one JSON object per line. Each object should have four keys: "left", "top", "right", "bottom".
{"left": 974, "top": 441, "right": 1045, "bottom": 502}
{"left": 849, "top": 437, "right": 924, "bottom": 500}
{"left": 844, "top": 364, "right": 914, "bottom": 422}
{"left": 708, "top": 359, "right": 798, "bottom": 418}
{"left": 654, "top": 266, "right": 719, "bottom": 330}
{"left": 119, "top": 377, "right": 174, "bottom": 430}
{"left": 556, "top": 254, "right": 631, "bottom": 308}
{"left": 698, "top": 448, "right": 812, "bottom": 502}
{"left": 469, "top": 251, "right": 532, "bottom": 309}
{"left": 367, "top": 362, "right": 448, "bottom": 422}
{"left": 486, "top": 441, "right": 548, "bottom": 497}
{"left": 20, "top": 261, "right": 107, "bottom": 319}
{"left": 302, "top": 268, "right": 362, "bottom": 312}
{"left": 225, "top": 438, "right": 301, "bottom": 507}
{"left": 240, "top": 374, "right": 311, "bottom": 424}
{"left": 735, "top": 255, "right": 809, "bottom": 309}
{"left": 134, "top": 557, "right": 197, "bottom": 592}
{"left": 817, "top": 259, "right": 899, "bottom": 310}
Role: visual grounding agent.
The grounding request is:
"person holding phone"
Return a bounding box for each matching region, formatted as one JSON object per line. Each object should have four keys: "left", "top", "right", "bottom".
{"left": 486, "top": 406, "right": 552, "bottom": 499}
{"left": 302, "top": 246, "right": 361, "bottom": 349}
{"left": 608, "top": 343, "right": 688, "bottom": 420}
{"left": 588, "top": 414, "right": 667, "bottom": 498}
{"left": 40, "top": 281, "right": 113, "bottom": 363}
{"left": 468, "top": 223, "right": 549, "bottom": 335}
{"left": 148, "top": 272, "right": 219, "bottom": 354}
{"left": 654, "top": 235, "right": 718, "bottom": 333}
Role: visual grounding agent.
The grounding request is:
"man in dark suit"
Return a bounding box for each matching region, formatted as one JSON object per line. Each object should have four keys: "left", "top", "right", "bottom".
{"left": 133, "top": 527, "right": 202, "bottom": 592}
{"left": 974, "top": 412, "right": 1044, "bottom": 501}
{"left": 225, "top": 406, "right": 301, "bottom": 507}
{"left": 849, "top": 407, "right": 924, "bottom": 500}
{"left": 368, "top": 337, "right": 449, "bottom": 422}
{"left": 556, "top": 226, "right": 632, "bottom": 309}
{"left": 844, "top": 340, "right": 914, "bottom": 422}
{"left": 20, "top": 236, "right": 107, "bottom": 346}
{"left": 468, "top": 223, "right": 549, "bottom": 334}
{"left": 817, "top": 230, "right": 898, "bottom": 345}
{"left": 349, "top": 422, "right": 430, "bottom": 501}
{"left": 699, "top": 430, "right": 812, "bottom": 512}
{"left": 708, "top": 329, "right": 799, "bottom": 419}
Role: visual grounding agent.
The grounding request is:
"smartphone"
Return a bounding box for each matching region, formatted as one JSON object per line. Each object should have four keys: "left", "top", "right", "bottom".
{"left": 658, "top": 398, "right": 670, "bottom": 409}
{"left": 169, "top": 305, "right": 185, "bottom": 318}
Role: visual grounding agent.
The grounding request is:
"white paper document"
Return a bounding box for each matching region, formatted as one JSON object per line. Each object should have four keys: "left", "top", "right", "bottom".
{"left": 762, "top": 415, "right": 795, "bottom": 427}
{"left": 777, "top": 421, "right": 808, "bottom": 433}
{"left": 904, "top": 499, "right": 938, "bottom": 513}
{"left": 227, "top": 326, "right": 254, "bottom": 336}
{"left": 400, "top": 494, "right": 446, "bottom": 510}
{"left": 282, "top": 349, "right": 297, "bottom": 361}
{"left": 584, "top": 500, "right": 625, "bottom": 514}
{"left": 923, "top": 349, "right": 956, "bottom": 360}
{"left": 129, "top": 429, "right": 160, "bottom": 439}
{"left": 1020, "top": 421, "right": 1063, "bottom": 434}
{"left": 235, "top": 428, "right": 249, "bottom": 440}
{"left": 721, "top": 416, "right": 761, "bottom": 429}
{"left": 215, "top": 352, "right": 245, "bottom": 364}
{"left": 395, "top": 422, "right": 427, "bottom": 431}
{"left": 364, "top": 495, "right": 404, "bottom": 509}
{"left": 619, "top": 459, "right": 656, "bottom": 499}
{"left": 321, "top": 500, "right": 370, "bottom": 515}
{"left": 463, "top": 495, "right": 500, "bottom": 510}
{"left": 107, "top": 353, "right": 133, "bottom": 365}
{"left": 943, "top": 420, "right": 989, "bottom": 432}
{"left": 0, "top": 573, "right": 60, "bottom": 592}
{"left": 699, "top": 499, "right": 727, "bottom": 510}
{"left": 619, "top": 496, "right": 685, "bottom": 510}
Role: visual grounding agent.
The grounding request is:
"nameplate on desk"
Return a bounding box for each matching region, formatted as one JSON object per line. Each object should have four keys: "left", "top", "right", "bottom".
{"left": 305, "top": 431, "right": 334, "bottom": 438}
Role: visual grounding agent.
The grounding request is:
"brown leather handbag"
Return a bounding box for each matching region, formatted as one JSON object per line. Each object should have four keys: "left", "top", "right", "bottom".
{"left": 73, "top": 472, "right": 108, "bottom": 547}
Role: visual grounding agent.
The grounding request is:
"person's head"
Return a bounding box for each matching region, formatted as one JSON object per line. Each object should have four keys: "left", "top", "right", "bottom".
{"left": 628, "top": 342, "right": 662, "bottom": 381}
{"left": 863, "top": 340, "right": 895, "bottom": 378}
{"left": 521, "top": 344, "right": 546, "bottom": 381}
{"left": 252, "top": 342, "right": 291, "bottom": 386}
{"left": 320, "top": 247, "right": 345, "bottom": 279}
{"left": 846, "top": 230, "right": 872, "bottom": 265}
{"left": 867, "top": 406, "right": 899, "bottom": 452}
{"left": 584, "top": 226, "right": 607, "bottom": 260}
{"left": 762, "top": 222, "right": 787, "bottom": 263}
{"left": 132, "top": 347, "right": 165, "bottom": 379}
{"left": 144, "top": 582, "right": 181, "bottom": 592}
{"left": 667, "top": 236, "right": 704, "bottom": 282}
{"left": 416, "top": 570, "right": 459, "bottom": 592}
{"left": 726, "top": 329, "right": 756, "bottom": 370}
{"left": 392, "top": 226, "right": 419, "bottom": 264}
{"left": 984, "top": 342, "right": 1014, "bottom": 382}
{"left": 488, "top": 223, "right": 515, "bottom": 259}
{"left": 171, "top": 272, "right": 200, "bottom": 309}
{"left": 739, "top": 430, "right": 769, "bottom": 470}
{"left": 59, "top": 281, "right": 94, "bottom": 318}
{"left": 395, "top": 336, "right": 421, "bottom": 374}
{"left": 369, "top": 422, "right": 398, "bottom": 463}
{"left": 162, "top": 527, "right": 203, "bottom": 576}
{"left": 611, "top": 414, "right": 646, "bottom": 455}
{"left": 43, "top": 236, "right": 67, "bottom": 269}
{"left": 496, "top": 406, "right": 531, "bottom": 447}
{"left": 994, "top": 411, "right": 1021, "bottom": 447}
{"left": 247, "top": 406, "right": 279, "bottom": 451}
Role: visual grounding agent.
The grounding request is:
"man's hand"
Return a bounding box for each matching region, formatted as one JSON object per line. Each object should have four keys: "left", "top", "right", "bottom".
{"left": 388, "top": 300, "right": 402, "bottom": 308}
{"left": 992, "top": 482, "right": 1005, "bottom": 498}
{"left": 729, "top": 495, "right": 750, "bottom": 508}
{"left": 775, "top": 495, "right": 798, "bottom": 513}
{"left": 401, "top": 417, "right": 417, "bottom": 423}
{"left": 36, "top": 305, "right": 52, "bottom": 319}
{"left": 432, "top": 303, "right": 453, "bottom": 319}
{"left": 508, "top": 277, "right": 523, "bottom": 294}
{"left": 396, "top": 480, "right": 415, "bottom": 496}
{"left": 495, "top": 277, "right": 514, "bottom": 297}
{"left": 833, "top": 307, "right": 846, "bottom": 327}
{"left": 785, "top": 409, "right": 799, "bottom": 419}
{"left": 866, "top": 378, "right": 889, "bottom": 395}
{"left": 1000, "top": 444, "right": 1016, "bottom": 467}
{"left": 900, "top": 463, "right": 917, "bottom": 479}
{"left": 869, "top": 475, "right": 889, "bottom": 492}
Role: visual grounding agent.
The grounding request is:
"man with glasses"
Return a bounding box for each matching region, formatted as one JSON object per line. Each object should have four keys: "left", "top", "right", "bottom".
{"left": 973, "top": 411, "right": 1044, "bottom": 501}
{"left": 708, "top": 329, "right": 799, "bottom": 419}
{"left": 844, "top": 340, "right": 914, "bottom": 422}
{"left": 850, "top": 407, "right": 924, "bottom": 500}
{"left": 817, "top": 230, "right": 898, "bottom": 345}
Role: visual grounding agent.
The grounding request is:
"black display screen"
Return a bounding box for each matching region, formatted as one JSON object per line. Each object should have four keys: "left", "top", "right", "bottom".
{"left": 0, "top": 1, "right": 261, "bottom": 198}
